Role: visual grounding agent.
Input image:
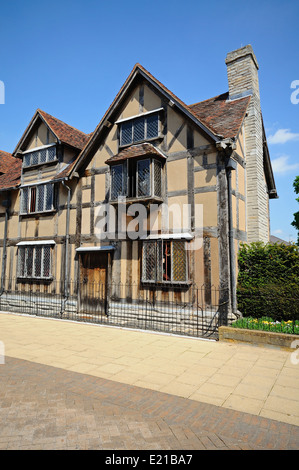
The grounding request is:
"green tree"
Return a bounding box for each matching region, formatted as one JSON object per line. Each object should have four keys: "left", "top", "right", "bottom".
{"left": 291, "top": 176, "right": 299, "bottom": 245}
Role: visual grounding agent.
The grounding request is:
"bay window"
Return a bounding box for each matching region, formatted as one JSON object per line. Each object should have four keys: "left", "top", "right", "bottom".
{"left": 110, "top": 158, "right": 162, "bottom": 200}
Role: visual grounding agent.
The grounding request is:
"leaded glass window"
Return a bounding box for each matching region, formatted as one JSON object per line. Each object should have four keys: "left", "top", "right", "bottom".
{"left": 18, "top": 245, "right": 52, "bottom": 279}
{"left": 142, "top": 240, "right": 187, "bottom": 283}
{"left": 20, "top": 183, "right": 54, "bottom": 214}
{"left": 119, "top": 113, "right": 160, "bottom": 147}
{"left": 111, "top": 164, "right": 125, "bottom": 200}
{"left": 23, "top": 146, "right": 57, "bottom": 168}
{"left": 137, "top": 159, "right": 151, "bottom": 197}
{"left": 110, "top": 158, "right": 163, "bottom": 200}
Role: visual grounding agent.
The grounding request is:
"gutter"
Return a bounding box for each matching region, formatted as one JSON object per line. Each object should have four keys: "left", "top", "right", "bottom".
{"left": 61, "top": 179, "right": 71, "bottom": 314}
{"left": 0, "top": 195, "right": 11, "bottom": 295}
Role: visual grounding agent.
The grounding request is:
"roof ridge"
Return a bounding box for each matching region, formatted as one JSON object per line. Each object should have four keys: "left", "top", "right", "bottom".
{"left": 189, "top": 92, "right": 251, "bottom": 108}
{"left": 188, "top": 92, "right": 229, "bottom": 107}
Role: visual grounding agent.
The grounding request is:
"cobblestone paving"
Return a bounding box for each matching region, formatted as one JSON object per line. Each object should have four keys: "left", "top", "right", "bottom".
{"left": 0, "top": 357, "right": 298, "bottom": 450}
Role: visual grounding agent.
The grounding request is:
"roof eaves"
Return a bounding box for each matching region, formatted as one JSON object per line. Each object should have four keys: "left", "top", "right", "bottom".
{"left": 12, "top": 110, "right": 41, "bottom": 156}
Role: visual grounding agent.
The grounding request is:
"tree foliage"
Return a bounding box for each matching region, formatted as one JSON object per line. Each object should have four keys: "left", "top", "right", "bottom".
{"left": 291, "top": 175, "right": 299, "bottom": 245}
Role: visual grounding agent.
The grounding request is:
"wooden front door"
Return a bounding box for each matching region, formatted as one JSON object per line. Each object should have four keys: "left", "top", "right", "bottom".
{"left": 79, "top": 252, "right": 108, "bottom": 314}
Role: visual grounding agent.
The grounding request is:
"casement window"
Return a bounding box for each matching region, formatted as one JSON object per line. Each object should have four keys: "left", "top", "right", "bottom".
{"left": 23, "top": 145, "right": 57, "bottom": 168}
{"left": 110, "top": 158, "right": 162, "bottom": 200}
{"left": 119, "top": 112, "right": 160, "bottom": 147}
{"left": 20, "top": 183, "right": 54, "bottom": 214}
{"left": 142, "top": 240, "right": 188, "bottom": 283}
{"left": 17, "top": 244, "right": 52, "bottom": 279}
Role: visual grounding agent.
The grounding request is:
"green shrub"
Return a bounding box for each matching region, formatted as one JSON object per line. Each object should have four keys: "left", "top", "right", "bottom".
{"left": 237, "top": 242, "right": 299, "bottom": 321}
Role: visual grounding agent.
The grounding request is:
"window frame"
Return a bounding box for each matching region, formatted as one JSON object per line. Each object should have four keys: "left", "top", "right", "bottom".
{"left": 22, "top": 144, "right": 57, "bottom": 169}
{"left": 20, "top": 183, "right": 55, "bottom": 215}
{"left": 142, "top": 239, "right": 189, "bottom": 285}
{"left": 110, "top": 157, "right": 163, "bottom": 201}
{"left": 17, "top": 244, "right": 53, "bottom": 280}
{"left": 119, "top": 112, "right": 162, "bottom": 148}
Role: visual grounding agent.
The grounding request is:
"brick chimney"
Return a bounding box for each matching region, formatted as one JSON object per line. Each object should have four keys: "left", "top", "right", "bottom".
{"left": 225, "top": 45, "right": 270, "bottom": 243}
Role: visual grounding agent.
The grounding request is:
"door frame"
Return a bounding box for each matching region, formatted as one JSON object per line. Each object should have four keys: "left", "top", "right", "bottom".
{"left": 77, "top": 247, "right": 114, "bottom": 315}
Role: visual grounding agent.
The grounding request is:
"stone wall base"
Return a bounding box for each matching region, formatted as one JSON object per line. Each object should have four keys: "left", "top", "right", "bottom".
{"left": 218, "top": 326, "right": 298, "bottom": 351}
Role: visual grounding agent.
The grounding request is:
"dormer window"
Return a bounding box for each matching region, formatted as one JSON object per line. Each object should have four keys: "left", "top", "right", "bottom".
{"left": 23, "top": 144, "right": 57, "bottom": 168}
{"left": 110, "top": 157, "right": 162, "bottom": 201}
{"left": 118, "top": 110, "right": 162, "bottom": 147}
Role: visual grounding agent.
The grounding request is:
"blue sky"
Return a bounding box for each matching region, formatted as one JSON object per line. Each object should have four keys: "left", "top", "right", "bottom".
{"left": 0, "top": 0, "right": 298, "bottom": 242}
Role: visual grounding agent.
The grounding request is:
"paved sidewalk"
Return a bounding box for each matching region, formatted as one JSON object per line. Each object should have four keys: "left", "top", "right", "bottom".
{"left": 0, "top": 312, "right": 299, "bottom": 450}
{"left": 0, "top": 356, "right": 298, "bottom": 450}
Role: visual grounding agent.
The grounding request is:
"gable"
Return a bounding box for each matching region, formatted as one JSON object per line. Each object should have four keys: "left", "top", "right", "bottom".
{"left": 13, "top": 109, "right": 91, "bottom": 157}
{"left": 70, "top": 64, "right": 220, "bottom": 177}
{"left": 23, "top": 119, "right": 57, "bottom": 152}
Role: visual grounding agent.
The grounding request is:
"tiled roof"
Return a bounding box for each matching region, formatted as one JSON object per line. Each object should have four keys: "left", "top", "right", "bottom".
{"left": 71, "top": 64, "right": 252, "bottom": 176}
{"left": 0, "top": 150, "right": 20, "bottom": 174}
{"left": 105, "top": 143, "right": 166, "bottom": 164}
{"left": 188, "top": 92, "right": 251, "bottom": 139}
{"left": 38, "top": 109, "right": 91, "bottom": 150}
{"left": 0, "top": 152, "right": 22, "bottom": 191}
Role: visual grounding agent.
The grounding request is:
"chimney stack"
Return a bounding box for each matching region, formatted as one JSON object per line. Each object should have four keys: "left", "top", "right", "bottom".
{"left": 225, "top": 45, "right": 270, "bottom": 243}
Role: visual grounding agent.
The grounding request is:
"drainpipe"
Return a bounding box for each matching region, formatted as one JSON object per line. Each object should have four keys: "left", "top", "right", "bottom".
{"left": 61, "top": 180, "right": 71, "bottom": 313}
{"left": 0, "top": 195, "right": 11, "bottom": 295}
{"left": 225, "top": 157, "right": 237, "bottom": 315}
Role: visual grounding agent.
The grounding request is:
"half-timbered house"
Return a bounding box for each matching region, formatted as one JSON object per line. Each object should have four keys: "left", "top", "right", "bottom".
{"left": 0, "top": 45, "right": 277, "bottom": 334}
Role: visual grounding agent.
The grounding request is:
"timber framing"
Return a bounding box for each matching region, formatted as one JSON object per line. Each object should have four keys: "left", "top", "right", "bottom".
{"left": 0, "top": 45, "right": 277, "bottom": 319}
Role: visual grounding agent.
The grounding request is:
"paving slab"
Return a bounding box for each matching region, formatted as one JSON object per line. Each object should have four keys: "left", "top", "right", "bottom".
{"left": 0, "top": 312, "right": 299, "bottom": 450}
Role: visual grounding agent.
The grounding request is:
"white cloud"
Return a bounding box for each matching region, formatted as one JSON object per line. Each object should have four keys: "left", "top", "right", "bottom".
{"left": 271, "top": 155, "right": 299, "bottom": 175}
{"left": 273, "top": 229, "right": 283, "bottom": 235}
{"left": 268, "top": 129, "right": 299, "bottom": 144}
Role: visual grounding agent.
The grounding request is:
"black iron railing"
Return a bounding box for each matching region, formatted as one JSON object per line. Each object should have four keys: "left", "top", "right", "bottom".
{"left": 0, "top": 278, "right": 228, "bottom": 339}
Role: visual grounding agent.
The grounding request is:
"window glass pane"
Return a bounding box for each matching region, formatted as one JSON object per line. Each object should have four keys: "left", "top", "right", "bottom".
{"left": 111, "top": 165, "right": 124, "bottom": 199}
{"left": 18, "top": 247, "right": 25, "bottom": 277}
{"left": 120, "top": 121, "right": 132, "bottom": 146}
{"left": 39, "top": 149, "right": 47, "bottom": 163}
{"left": 42, "top": 246, "right": 51, "bottom": 278}
{"left": 172, "top": 241, "right": 187, "bottom": 282}
{"left": 34, "top": 247, "right": 42, "bottom": 277}
{"left": 25, "top": 247, "right": 34, "bottom": 277}
{"left": 21, "top": 187, "right": 29, "bottom": 214}
{"left": 162, "top": 241, "right": 172, "bottom": 281}
{"left": 30, "top": 187, "right": 37, "bottom": 213}
{"left": 37, "top": 185, "right": 45, "bottom": 212}
{"left": 137, "top": 159, "right": 151, "bottom": 197}
{"left": 45, "top": 184, "right": 53, "bottom": 211}
{"left": 153, "top": 159, "right": 162, "bottom": 197}
{"left": 133, "top": 117, "right": 145, "bottom": 142}
{"left": 142, "top": 242, "right": 156, "bottom": 281}
{"left": 31, "top": 151, "right": 39, "bottom": 165}
{"left": 24, "top": 153, "right": 31, "bottom": 167}
{"left": 146, "top": 114, "right": 159, "bottom": 139}
{"left": 47, "top": 147, "right": 56, "bottom": 162}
